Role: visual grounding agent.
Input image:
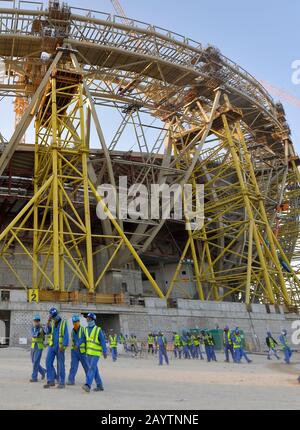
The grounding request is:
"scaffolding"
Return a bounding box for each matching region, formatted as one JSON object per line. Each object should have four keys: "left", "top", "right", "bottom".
{"left": 0, "top": 2, "right": 299, "bottom": 308}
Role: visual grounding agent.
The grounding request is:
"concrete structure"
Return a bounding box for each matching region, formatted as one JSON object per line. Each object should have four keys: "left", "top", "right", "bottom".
{"left": 1, "top": 289, "right": 299, "bottom": 351}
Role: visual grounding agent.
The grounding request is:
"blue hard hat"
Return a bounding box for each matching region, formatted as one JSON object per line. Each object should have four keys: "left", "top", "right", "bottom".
{"left": 224, "top": 326, "right": 229, "bottom": 330}
{"left": 86, "top": 312, "right": 96, "bottom": 321}
{"left": 72, "top": 315, "right": 80, "bottom": 323}
{"left": 49, "top": 307, "right": 58, "bottom": 318}
{"left": 267, "top": 331, "right": 271, "bottom": 336}
{"left": 33, "top": 314, "right": 41, "bottom": 321}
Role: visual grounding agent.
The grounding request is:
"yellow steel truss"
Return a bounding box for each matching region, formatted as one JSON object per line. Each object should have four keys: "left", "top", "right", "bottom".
{"left": 0, "top": 65, "right": 164, "bottom": 297}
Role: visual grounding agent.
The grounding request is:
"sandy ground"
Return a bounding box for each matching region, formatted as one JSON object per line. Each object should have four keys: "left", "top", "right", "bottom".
{"left": 0, "top": 347, "right": 300, "bottom": 410}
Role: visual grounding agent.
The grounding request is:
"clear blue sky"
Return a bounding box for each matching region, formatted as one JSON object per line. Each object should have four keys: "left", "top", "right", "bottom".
{"left": 1, "top": 0, "right": 299, "bottom": 151}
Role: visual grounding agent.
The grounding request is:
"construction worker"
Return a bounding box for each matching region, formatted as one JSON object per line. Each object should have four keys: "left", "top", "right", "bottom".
{"left": 173, "top": 331, "right": 182, "bottom": 359}
{"left": 202, "top": 330, "right": 216, "bottom": 362}
{"left": 30, "top": 315, "right": 46, "bottom": 382}
{"left": 157, "top": 331, "right": 169, "bottom": 365}
{"left": 193, "top": 334, "right": 204, "bottom": 360}
{"left": 82, "top": 313, "right": 107, "bottom": 393}
{"left": 181, "top": 331, "right": 191, "bottom": 359}
{"left": 266, "top": 331, "right": 280, "bottom": 360}
{"left": 44, "top": 307, "right": 69, "bottom": 389}
{"left": 67, "top": 315, "right": 88, "bottom": 386}
{"left": 187, "top": 332, "right": 194, "bottom": 357}
{"left": 223, "top": 326, "right": 234, "bottom": 362}
{"left": 130, "top": 334, "right": 138, "bottom": 357}
{"left": 147, "top": 332, "right": 155, "bottom": 354}
{"left": 124, "top": 334, "right": 129, "bottom": 352}
{"left": 109, "top": 330, "right": 118, "bottom": 362}
{"left": 279, "top": 329, "right": 292, "bottom": 364}
{"left": 232, "top": 328, "right": 252, "bottom": 363}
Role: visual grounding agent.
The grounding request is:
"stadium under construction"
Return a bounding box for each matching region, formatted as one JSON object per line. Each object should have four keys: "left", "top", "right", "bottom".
{"left": 0, "top": 1, "right": 300, "bottom": 349}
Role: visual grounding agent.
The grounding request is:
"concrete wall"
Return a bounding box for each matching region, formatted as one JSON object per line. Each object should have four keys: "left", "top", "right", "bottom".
{"left": 1, "top": 297, "right": 299, "bottom": 351}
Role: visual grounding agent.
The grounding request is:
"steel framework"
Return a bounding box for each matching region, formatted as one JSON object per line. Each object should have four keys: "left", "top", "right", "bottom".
{"left": 0, "top": 2, "right": 299, "bottom": 307}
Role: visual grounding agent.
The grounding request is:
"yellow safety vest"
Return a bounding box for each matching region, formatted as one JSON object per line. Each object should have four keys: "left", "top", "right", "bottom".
{"left": 174, "top": 334, "right": 181, "bottom": 346}
{"left": 31, "top": 329, "right": 45, "bottom": 350}
{"left": 148, "top": 335, "right": 154, "bottom": 345}
{"left": 71, "top": 326, "right": 86, "bottom": 354}
{"left": 48, "top": 320, "right": 67, "bottom": 348}
{"left": 233, "top": 335, "right": 242, "bottom": 349}
{"left": 109, "top": 335, "right": 117, "bottom": 348}
{"left": 193, "top": 337, "right": 200, "bottom": 346}
{"left": 85, "top": 326, "right": 102, "bottom": 357}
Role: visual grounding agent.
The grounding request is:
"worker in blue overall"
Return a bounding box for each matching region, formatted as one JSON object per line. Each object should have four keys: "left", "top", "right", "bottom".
{"left": 157, "top": 331, "right": 169, "bottom": 365}
{"left": 82, "top": 313, "right": 107, "bottom": 393}
{"left": 30, "top": 314, "right": 46, "bottom": 382}
{"left": 44, "top": 307, "right": 69, "bottom": 389}
{"left": 181, "top": 331, "right": 191, "bottom": 359}
{"left": 279, "top": 329, "right": 292, "bottom": 364}
{"left": 223, "top": 326, "right": 234, "bottom": 362}
{"left": 266, "top": 331, "right": 280, "bottom": 360}
{"left": 172, "top": 332, "right": 182, "bottom": 359}
{"left": 109, "top": 330, "right": 118, "bottom": 362}
{"left": 67, "top": 315, "right": 88, "bottom": 385}
{"left": 232, "top": 328, "right": 252, "bottom": 363}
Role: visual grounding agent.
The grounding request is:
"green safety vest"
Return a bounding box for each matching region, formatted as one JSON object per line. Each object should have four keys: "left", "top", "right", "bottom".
{"left": 174, "top": 334, "right": 181, "bottom": 346}
{"left": 48, "top": 320, "right": 67, "bottom": 348}
{"left": 223, "top": 330, "right": 232, "bottom": 345}
{"left": 268, "top": 337, "right": 275, "bottom": 349}
{"left": 85, "top": 326, "right": 102, "bottom": 357}
{"left": 148, "top": 335, "right": 154, "bottom": 345}
{"left": 71, "top": 326, "right": 86, "bottom": 354}
{"left": 280, "top": 336, "right": 289, "bottom": 350}
{"left": 208, "top": 335, "right": 214, "bottom": 346}
{"left": 233, "top": 335, "right": 242, "bottom": 349}
{"left": 109, "top": 335, "right": 117, "bottom": 348}
{"left": 31, "top": 328, "right": 45, "bottom": 350}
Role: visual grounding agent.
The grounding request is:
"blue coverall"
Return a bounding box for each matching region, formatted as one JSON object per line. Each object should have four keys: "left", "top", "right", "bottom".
{"left": 157, "top": 335, "right": 169, "bottom": 365}
{"left": 279, "top": 334, "right": 292, "bottom": 364}
{"left": 85, "top": 325, "right": 107, "bottom": 389}
{"left": 232, "top": 334, "right": 251, "bottom": 363}
{"left": 68, "top": 327, "right": 88, "bottom": 384}
{"left": 45, "top": 318, "right": 69, "bottom": 385}
{"left": 223, "top": 330, "right": 234, "bottom": 362}
{"left": 31, "top": 326, "right": 46, "bottom": 381}
{"left": 181, "top": 335, "right": 191, "bottom": 359}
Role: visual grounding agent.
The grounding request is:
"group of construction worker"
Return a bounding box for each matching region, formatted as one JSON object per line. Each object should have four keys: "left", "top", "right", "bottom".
{"left": 31, "top": 310, "right": 300, "bottom": 387}
{"left": 30, "top": 308, "right": 119, "bottom": 392}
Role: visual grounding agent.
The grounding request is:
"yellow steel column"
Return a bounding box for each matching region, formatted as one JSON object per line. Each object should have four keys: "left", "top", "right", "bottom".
{"left": 79, "top": 84, "right": 95, "bottom": 292}
{"left": 32, "top": 119, "right": 40, "bottom": 289}
{"left": 222, "top": 114, "right": 275, "bottom": 304}
{"left": 51, "top": 76, "right": 60, "bottom": 291}
{"left": 236, "top": 123, "right": 291, "bottom": 305}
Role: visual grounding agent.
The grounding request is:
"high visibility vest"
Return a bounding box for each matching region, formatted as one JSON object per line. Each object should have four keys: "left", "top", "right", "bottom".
{"left": 187, "top": 337, "right": 192, "bottom": 346}
{"left": 48, "top": 320, "right": 67, "bottom": 348}
{"left": 193, "top": 337, "right": 200, "bottom": 347}
{"left": 148, "top": 335, "right": 154, "bottom": 345}
{"left": 109, "top": 335, "right": 117, "bottom": 348}
{"left": 174, "top": 334, "right": 181, "bottom": 346}
{"left": 181, "top": 337, "right": 187, "bottom": 346}
{"left": 71, "top": 327, "right": 86, "bottom": 354}
{"left": 207, "top": 335, "right": 214, "bottom": 346}
{"left": 280, "top": 335, "right": 289, "bottom": 350}
{"left": 268, "top": 337, "right": 275, "bottom": 349}
{"left": 223, "top": 330, "right": 232, "bottom": 345}
{"left": 31, "top": 328, "right": 45, "bottom": 350}
{"left": 85, "top": 326, "right": 102, "bottom": 357}
{"left": 233, "top": 335, "right": 242, "bottom": 349}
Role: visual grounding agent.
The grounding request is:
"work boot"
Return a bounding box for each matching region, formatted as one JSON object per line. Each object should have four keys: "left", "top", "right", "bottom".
{"left": 82, "top": 384, "right": 90, "bottom": 393}
{"left": 57, "top": 384, "right": 65, "bottom": 389}
{"left": 43, "top": 382, "right": 55, "bottom": 388}
{"left": 29, "top": 379, "right": 38, "bottom": 383}
{"left": 67, "top": 381, "right": 75, "bottom": 386}
{"left": 93, "top": 385, "right": 104, "bottom": 392}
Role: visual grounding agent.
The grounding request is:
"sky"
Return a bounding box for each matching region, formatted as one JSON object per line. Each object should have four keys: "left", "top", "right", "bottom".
{"left": 1, "top": 0, "right": 299, "bottom": 151}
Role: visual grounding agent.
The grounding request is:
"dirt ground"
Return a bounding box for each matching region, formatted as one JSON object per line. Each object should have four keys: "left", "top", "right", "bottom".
{"left": 0, "top": 347, "right": 300, "bottom": 410}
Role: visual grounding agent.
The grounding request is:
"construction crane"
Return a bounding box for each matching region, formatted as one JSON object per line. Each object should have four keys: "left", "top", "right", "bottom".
{"left": 110, "top": 0, "right": 131, "bottom": 25}
{"left": 260, "top": 80, "right": 300, "bottom": 110}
